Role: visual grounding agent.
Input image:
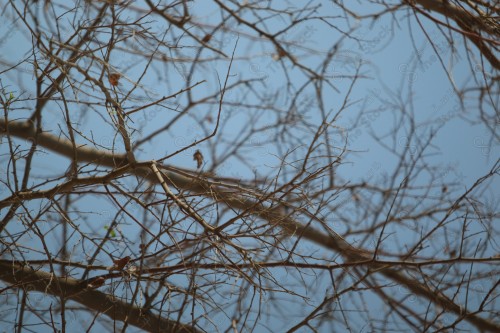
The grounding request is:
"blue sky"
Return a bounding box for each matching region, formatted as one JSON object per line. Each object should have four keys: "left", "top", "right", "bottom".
{"left": 0, "top": 1, "right": 498, "bottom": 332}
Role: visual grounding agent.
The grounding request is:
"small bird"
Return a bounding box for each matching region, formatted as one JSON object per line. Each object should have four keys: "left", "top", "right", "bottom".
{"left": 193, "top": 150, "right": 203, "bottom": 169}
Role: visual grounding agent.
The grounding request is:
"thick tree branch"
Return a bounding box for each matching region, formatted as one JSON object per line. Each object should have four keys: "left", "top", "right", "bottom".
{"left": 1, "top": 119, "right": 499, "bottom": 332}
{"left": 413, "top": 0, "right": 500, "bottom": 69}
{"left": 0, "top": 261, "right": 202, "bottom": 333}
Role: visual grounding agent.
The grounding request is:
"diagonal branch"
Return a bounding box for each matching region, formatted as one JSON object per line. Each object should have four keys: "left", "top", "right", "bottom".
{"left": 1, "top": 118, "right": 499, "bottom": 332}
{"left": 0, "top": 261, "right": 202, "bottom": 333}
{"left": 412, "top": 0, "right": 500, "bottom": 69}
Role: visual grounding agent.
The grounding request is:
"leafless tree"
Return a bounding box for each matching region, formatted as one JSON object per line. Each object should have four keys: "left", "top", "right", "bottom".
{"left": 0, "top": 1, "right": 498, "bottom": 332}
